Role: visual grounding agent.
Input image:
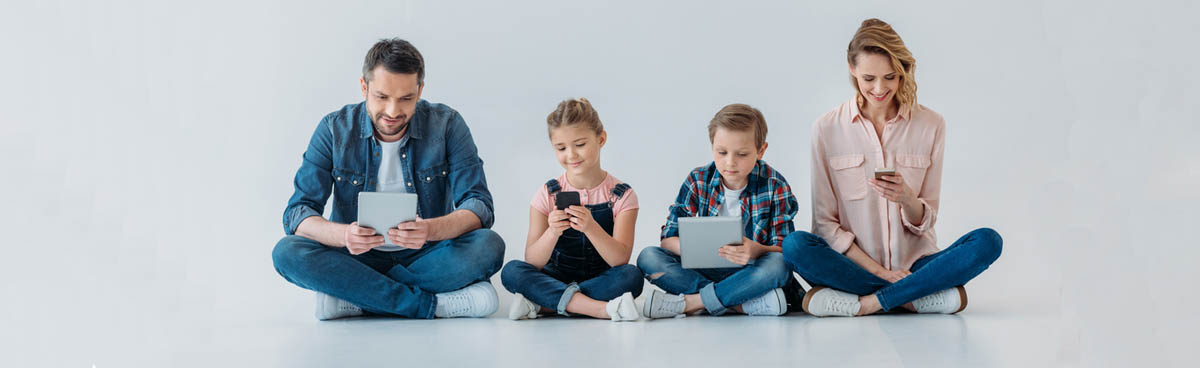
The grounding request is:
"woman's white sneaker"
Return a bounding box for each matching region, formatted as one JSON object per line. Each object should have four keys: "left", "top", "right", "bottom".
{"left": 434, "top": 281, "right": 499, "bottom": 318}
{"left": 912, "top": 286, "right": 968, "bottom": 314}
{"left": 606, "top": 292, "right": 639, "bottom": 322}
{"left": 802, "top": 287, "right": 861, "bottom": 317}
{"left": 507, "top": 293, "right": 539, "bottom": 320}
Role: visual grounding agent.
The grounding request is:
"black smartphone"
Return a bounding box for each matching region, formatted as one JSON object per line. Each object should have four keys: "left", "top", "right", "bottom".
{"left": 555, "top": 191, "right": 581, "bottom": 211}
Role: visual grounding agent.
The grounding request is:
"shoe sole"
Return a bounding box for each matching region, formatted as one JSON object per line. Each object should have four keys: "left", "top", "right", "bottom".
{"left": 772, "top": 288, "right": 788, "bottom": 316}
{"left": 641, "top": 291, "right": 657, "bottom": 318}
{"left": 801, "top": 286, "right": 826, "bottom": 315}
{"left": 954, "top": 285, "right": 968, "bottom": 314}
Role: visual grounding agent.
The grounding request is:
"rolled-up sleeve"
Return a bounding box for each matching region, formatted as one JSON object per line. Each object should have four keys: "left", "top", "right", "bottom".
{"left": 283, "top": 118, "right": 336, "bottom": 235}
{"left": 660, "top": 174, "right": 699, "bottom": 240}
{"left": 811, "top": 123, "right": 856, "bottom": 254}
{"left": 902, "top": 120, "right": 943, "bottom": 235}
{"left": 766, "top": 178, "right": 798, "bottom": 247}
{"left": 445, "top": 111, "right": 495, "bottom": 228}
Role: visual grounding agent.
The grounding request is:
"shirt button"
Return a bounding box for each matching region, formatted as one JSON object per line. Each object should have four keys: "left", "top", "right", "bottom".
{"left": 336, "top": 176, "right": 342, "bottom": 181}
{"left": 401, "top": 153, "right": 407, "bottom": 158}
{"left": 442, "top": 171, "right": 446, "bottom": 175}
{"left": 352, "top": 180, "right": 358, "bottom": 185}
{"left": 407, "top": 182, "right": 413, "bottom": 187}
{"left": 426, "top": 176, "right": 431, "bottom": 181}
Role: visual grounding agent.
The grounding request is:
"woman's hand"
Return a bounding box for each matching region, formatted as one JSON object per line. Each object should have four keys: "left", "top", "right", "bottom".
{"left": 874, "top": 268, "right": 911, "bottom": 283}
{"left": 718, "top": 237, "right": 767, "bottom": 266}
{"left": 564, "top": 205, "right": 599, "bottom": 235}
{"left": 871, "top": 173, "right": 919, "bottom": 208}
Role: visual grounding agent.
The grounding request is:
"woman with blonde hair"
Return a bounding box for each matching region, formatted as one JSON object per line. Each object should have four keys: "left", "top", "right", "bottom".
{"left": 782, "top": 18, "right": 1002, "bottom": 317}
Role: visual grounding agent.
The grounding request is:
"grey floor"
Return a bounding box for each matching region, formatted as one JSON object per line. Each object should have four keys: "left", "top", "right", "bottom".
{"left": 6, "top": 272, "right": 1185, "bottom": 367}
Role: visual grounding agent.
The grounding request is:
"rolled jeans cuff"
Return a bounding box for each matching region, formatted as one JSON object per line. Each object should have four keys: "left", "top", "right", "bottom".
{"left": 699, "top": 282, "right": 728, "bottom": 316}
{"left": 557, "top": 282, "right": 580, "bottom": 316}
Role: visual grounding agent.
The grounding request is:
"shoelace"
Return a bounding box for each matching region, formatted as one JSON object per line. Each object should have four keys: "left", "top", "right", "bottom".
{"left": 825, "top": 295, "right": 859, "bottom": 316}
{"left": 336, "top": 299, "right": 360, "bottom": 313}
{"left": 444, "top": 290, "right": 476, "bottom": 316}
{"left": 657, "top": 296, "right": 685, "bottom": 315}
{"left": 914, "top": 291, "right": 947, "bottom": 310}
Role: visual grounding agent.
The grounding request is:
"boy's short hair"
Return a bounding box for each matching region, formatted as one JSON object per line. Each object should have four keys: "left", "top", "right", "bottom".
{"left": 707, "top": 104, "right": 767, "bottom": 149}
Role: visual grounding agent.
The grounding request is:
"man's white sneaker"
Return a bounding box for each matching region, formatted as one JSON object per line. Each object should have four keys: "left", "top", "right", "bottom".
{"left": 314, "top": 292, "right": 363, "bottom": 321}
{"left": 641, "top": 289, "right": 686, "bottom": 319}
{"left": 741, "top": 288, "right": 787, "bottom": 316}
{"left": 606, "top": 292, "right": 639, "bottom": 322}
{"left": 434, "top": 281, "right": 499, "bottom": 318}
{"left": 802, "top": 287, "right": 861, "bottom": 317}
{"left": 912, "top": 286, "right": 968, "bottom": 314}
{"left": 507, "top": 293, "right": 539, "bottom": 320}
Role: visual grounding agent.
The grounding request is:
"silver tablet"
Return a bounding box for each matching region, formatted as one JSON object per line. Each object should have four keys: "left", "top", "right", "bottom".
{"left": 679, "top": 216, "right": 745, "bottom": 269}
{"left": 356, "top": 192, "right": 419, "bottom": 246}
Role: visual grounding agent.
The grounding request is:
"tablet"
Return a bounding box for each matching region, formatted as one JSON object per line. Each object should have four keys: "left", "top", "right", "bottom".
{"left": 679, "top": 216, "right": 744, "bottom": 269}
{"left": 356, "top": 192, "right": 419, "bottom": 246}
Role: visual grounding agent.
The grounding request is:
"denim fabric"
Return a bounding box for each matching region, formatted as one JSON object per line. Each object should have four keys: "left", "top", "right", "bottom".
{"left": 272, "top": 229, "right": 505, "bottom": 319}
{"left": 782, "top": 228, "right": 1002, "bottom": 311}
{"left": 636, "top": 247, "right": 794, "bottom": 315}
{"left": 282, "top": 100, "right": 494, "bottom": 235}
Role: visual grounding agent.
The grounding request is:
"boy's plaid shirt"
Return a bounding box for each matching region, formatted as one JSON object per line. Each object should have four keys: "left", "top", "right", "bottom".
{"left": 660, "top": 160, "right": 798, "bottom": 246}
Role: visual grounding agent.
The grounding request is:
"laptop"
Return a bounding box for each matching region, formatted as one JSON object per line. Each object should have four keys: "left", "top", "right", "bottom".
{"left": 679, "top": 216, "right": 745, "bottom": 268}
{"left": 356, "top": 192, "right": 419, "bottom": 246}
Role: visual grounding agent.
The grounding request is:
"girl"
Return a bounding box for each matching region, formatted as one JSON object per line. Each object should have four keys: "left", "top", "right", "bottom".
{"left": 782, "top": 19, "right": 1003, "bottom": 317}
{"left": 499, "top": 98, "right": 643, "bottom": 321}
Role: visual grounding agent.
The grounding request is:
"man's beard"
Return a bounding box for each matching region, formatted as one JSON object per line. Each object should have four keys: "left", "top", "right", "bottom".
{"left": 373, "top": 113, "right": 408, "bottom": 137}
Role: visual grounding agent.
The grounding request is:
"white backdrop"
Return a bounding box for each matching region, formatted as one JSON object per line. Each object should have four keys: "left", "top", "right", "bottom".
{"left": 2, "top": 0, "right": 1197, "bottom": 366}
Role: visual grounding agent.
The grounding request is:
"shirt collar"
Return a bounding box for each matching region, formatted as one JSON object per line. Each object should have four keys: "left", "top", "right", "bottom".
{"left": 707, "top": 160, "right": 767, "bottom": 194}
{"left": 850, "top": 96, "right": 910, "bottom": 124}
{"left": 358, "top": 100, "right": 426, "bottom": 140}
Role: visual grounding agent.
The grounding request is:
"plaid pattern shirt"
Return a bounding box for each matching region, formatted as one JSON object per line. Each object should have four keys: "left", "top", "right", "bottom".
{"left": 660, "top": 160, "right": 798, "bottom": 246}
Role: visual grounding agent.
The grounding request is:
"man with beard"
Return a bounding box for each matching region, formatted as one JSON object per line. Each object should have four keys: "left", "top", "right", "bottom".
{"left": 272, "top": 38, "right": 504, "bottom": 320}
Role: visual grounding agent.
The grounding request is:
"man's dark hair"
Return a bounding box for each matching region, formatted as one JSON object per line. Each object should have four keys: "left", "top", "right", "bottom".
{"left": 362, "top": 38, "right": 424, "bottom": 85}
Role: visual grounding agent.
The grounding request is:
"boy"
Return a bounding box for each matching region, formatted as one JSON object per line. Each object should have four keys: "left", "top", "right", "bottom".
{"left": 637, "top": 104, "right": 804, "bottom": 318}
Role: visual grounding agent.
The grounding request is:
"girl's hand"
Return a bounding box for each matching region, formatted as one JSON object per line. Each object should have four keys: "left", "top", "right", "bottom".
{"left": 874, "top": 268, "right": 911, "bottom": 283}
{"left": 564, "top": 205, "right": 599, "bottom": 235}
{"left": 717, "top": 237, "right": 766, "bottom": 266}
{"left": 870, "top": 173, "right": 918, "bottom": 207}
{"left": 546, "top": 210, "right": 572, "bottom": 236}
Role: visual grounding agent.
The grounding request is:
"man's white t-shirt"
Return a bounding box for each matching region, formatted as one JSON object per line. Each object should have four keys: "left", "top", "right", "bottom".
{"left": 375, "top": 139, "right": 406, "bottom": 251}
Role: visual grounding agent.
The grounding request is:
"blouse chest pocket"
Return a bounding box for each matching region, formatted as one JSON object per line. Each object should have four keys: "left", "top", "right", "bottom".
{"left": 895, "top": 153, "right": 931, "bottom": 193}
{"left": 829, "top": 154, "right": 867, "bottom": 201}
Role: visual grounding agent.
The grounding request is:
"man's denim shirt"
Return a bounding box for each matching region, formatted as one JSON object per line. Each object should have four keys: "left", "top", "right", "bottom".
{"left": 282, "top": 100, "right": 494, "bottom": 235}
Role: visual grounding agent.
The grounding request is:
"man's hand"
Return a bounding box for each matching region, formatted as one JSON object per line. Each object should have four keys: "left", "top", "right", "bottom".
{"left": 345, "top": 222, "right": 385, "bottom": 255}
{"left": 388, "top": 217, "right": 431, "bottom": 249}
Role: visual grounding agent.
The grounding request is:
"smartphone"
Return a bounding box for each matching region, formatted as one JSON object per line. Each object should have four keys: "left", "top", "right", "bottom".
{"left": 555, "top": 191, "right": 581, "bottom": 211}
{"left": 874, "top": 168, "right": 897, "bottom": 180}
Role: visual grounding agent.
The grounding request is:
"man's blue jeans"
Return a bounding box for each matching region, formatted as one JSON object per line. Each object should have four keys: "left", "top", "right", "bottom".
{"left": 636, "top": 247, "right": 793, "bottom": 315}
{"left": 782, "top": 228, "right": 1002, "bottom": 311}
{"left": 271, "top": 228, "right": 505, "bottom": 319}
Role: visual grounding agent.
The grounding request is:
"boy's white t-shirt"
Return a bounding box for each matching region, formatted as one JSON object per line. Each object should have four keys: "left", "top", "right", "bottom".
{"left": 719, "top": 185, "right": 744, "bottom": 218}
